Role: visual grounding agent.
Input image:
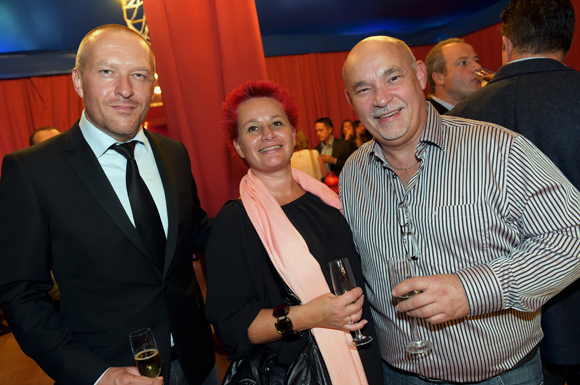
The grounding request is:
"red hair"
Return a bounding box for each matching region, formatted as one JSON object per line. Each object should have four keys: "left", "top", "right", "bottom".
{"left": 222, "top": 80, "right": 299, "bottom": 164}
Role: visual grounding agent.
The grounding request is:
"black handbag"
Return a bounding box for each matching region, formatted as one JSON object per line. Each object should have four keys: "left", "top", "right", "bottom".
{"left": 221, "top": 257, "right": 331, "bottom": 385}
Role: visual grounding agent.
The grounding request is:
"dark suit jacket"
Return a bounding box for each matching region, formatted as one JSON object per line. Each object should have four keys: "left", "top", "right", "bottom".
{"left": 0, "top": 122, "right": 215, "bottom": 384}
{"left": 448, "top": 58, "right": 580, "bottom": 365}
{"left": 315, "top": 137, "right": 357, "bottom": 177}
{"left": 427, "top": 97, "right": 450, "bottom": 115}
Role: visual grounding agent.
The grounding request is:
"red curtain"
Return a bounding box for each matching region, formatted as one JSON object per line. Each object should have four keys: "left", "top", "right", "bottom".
{"left": 0, "top": 75, "right": 83, "bottom": 158}
{"left": 265, "top": 52, "right": 357, "bottom": 149}
{"left": 139, "top": 0, "right": 268, "bottom": 216}
{"left": 2, "top": 0, "right": 580, "bottom": 215}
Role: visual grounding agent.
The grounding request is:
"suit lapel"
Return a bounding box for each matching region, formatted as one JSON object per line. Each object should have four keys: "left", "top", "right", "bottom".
{"left": 64, "top": 123, "right": 156, "bottom": 265}
{"left": 145, "top": 130, "right": 178, "bottom": 275}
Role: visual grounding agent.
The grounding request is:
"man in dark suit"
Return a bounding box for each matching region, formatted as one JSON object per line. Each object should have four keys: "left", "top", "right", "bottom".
{"left": 425, "top": 38, "right": 483, "bottom": 114}
{"left": 314, "top": 117, "right": 357, "bottom": 177}
{"left": 448, "top": 0, "right": 580, "bottom": 382}
{"left": 0, "top": 25, "right": 216, "bottom": 385}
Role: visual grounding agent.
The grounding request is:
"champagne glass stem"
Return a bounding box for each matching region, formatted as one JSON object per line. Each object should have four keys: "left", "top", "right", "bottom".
{"left": 410, "top": 317, "right": 421, "bottom": 342}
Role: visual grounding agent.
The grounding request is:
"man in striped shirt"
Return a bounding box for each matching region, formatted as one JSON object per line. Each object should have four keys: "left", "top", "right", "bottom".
{"left": 339, "top": 35, "right": 580, "bottom": 383}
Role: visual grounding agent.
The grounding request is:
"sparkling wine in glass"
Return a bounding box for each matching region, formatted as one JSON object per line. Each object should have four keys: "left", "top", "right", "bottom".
{"left": 388, "top": 257, "right": 433, "bottom": 354}
{"left": 328, "top": 258, "right": 373, "bottom": 346}
{"left": 129, "top": 328, "right": 162, "bottom": 378}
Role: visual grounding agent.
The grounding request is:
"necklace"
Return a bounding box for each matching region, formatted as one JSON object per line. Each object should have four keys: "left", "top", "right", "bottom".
{"left": 385, "top": 156, "right": 420, "bottom": 171}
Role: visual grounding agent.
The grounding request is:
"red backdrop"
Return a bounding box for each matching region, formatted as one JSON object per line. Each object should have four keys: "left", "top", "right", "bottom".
{"left": 1, "top": 0, "right": 580, "bottom": 215}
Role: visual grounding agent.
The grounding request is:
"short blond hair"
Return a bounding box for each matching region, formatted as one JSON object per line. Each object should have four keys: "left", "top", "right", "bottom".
{"left": 75, "top": 24, "right": 156, "bottom": 76}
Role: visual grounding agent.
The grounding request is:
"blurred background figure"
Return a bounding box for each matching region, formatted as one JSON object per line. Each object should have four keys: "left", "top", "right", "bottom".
{"left": 291, "top": 129, "right": 327, "bottom": 181}
{"left": 353, "top": 120, "right": 371, "bottom": 148}
{"left": 315, "top": 117, "right": 357, "bottom": 176}
{"left": 29, "top": 126, "right": 61, "bottom": 146}
{"left": 342, "top": 119, "right": 372, "bottom": 149}
{"left": 341, "top": 119, "right": 355, "bottom": 141}
{"left": 425, "top": 38, "right": 483, "bottom": 114}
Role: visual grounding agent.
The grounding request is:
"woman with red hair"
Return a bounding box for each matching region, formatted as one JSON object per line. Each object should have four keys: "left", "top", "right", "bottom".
{"left": 205, "top": 80, "right": 382, "bottom": 385}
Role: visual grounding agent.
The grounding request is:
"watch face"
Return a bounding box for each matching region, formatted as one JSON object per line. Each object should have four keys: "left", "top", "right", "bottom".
{"left": 275, "top": 317, "right": 294, "bottom": 334}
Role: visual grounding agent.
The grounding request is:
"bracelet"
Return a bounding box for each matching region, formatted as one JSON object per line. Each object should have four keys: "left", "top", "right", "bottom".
{"left": 273, "top": 304, "right": 303, "bottom": 342}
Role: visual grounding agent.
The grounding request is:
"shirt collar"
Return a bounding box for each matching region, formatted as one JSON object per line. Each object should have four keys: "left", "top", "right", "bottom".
{"left": 322, "top": 136, "right": 335, "bottom": 149}
{"left": 79, "top": 110, "right": 151, "bottom": 158}
{"left": 365, "top": 101, "right": 445, "bottom": 165}
{"left": 430, "top": 95, "right": 455, "bottom": 111}
{"left": 509, "top": 56, "right": 552, "bottom": 65}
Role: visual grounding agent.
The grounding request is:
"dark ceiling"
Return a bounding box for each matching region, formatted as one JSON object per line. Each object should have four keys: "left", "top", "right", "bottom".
{"left": 0, "top": 0, "right": 509, "bottom": 79}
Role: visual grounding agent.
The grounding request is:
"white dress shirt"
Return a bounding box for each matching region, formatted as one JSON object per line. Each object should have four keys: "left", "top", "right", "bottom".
{"left": 79, "top": 111, "right": 168, "bottom": 235}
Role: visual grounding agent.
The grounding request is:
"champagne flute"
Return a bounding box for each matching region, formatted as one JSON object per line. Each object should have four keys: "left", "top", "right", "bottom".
{"left": 328, "top": 258, "right": 373, "bottom": 346}
{"left": 129, "top": 328, "right": 162, "bottom": 378}
{"left": 388, "top": 257, "right": 433, "bottom": 354}
{"left": 475, "top": 67, "right": 496, "bottom": 85}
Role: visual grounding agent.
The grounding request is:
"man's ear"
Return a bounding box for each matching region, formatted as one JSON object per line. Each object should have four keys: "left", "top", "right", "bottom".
{"left": 72, "top": 68, "right": 84, "bottom": 99}
{"left": 502, "top": 36, "right": 514, "bottom": 65}
{"left": 344, "top": 89, "right": 354, "bottom": 109}
{"left": 415, "top": 60, "right": 427, "bottom": 90}
{"left": 433, "top": 72, "right": 445, "bottom": 86}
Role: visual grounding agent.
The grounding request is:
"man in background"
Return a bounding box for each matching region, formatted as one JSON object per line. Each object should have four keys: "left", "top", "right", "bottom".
{"left": 0, "top": 24, "right": 216, "bottom": 385}
{"left": 449, "top": 0, "right": 580, "bottom": 381}
{"left": 340, "top": 35, "right": 580, "bottom": 383}
{"left": 425, "top": 38, "right": 483, "bottom": 114}
{"left": 314, "top": 117, "right": 357, "bottom": 177}
{"left": 29, "top": 126, "right": 61, "bottom": 146}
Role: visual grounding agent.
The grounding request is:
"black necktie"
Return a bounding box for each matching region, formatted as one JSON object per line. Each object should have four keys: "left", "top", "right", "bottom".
{"left": 112, "top": 141, "right": 166, "bottom": 271}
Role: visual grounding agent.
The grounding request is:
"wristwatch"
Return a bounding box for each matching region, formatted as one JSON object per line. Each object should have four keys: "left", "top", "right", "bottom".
{"left": 273, "top": 304, "right": 303, "bottom": 342}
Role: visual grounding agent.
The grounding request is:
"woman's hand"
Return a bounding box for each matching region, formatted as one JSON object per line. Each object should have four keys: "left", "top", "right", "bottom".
{"left": 295, "top": 287, "right": 367, "bottom": 332}
{"left": 247, "top": 288, "right": 367, "bottom": 344}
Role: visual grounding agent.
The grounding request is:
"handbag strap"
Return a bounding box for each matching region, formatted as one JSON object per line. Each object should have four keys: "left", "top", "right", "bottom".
{"left": 308, "top": 150, "right": 321, "bottom": 180}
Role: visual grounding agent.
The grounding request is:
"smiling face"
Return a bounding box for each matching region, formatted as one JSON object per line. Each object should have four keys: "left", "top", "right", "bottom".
{"left": 343, "top": 37, "right": 428, "bottom": 149}
{"left": 72, "top": 29, "right": 155, "bottom": 142}
{"left": 437, "top": 42, "right": 482, "bottom": 104}
{"left": 233, "top": 97, "right": 296, "bottom": 174}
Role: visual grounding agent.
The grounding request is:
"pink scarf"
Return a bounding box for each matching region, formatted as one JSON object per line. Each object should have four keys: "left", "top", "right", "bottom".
{"left": 240, "top": 167, "right": 368, "bottom": 385}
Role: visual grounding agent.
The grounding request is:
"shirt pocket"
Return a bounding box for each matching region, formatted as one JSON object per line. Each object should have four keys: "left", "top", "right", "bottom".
{"left": 424, "top": 202, "right": 490, "bottom": 274}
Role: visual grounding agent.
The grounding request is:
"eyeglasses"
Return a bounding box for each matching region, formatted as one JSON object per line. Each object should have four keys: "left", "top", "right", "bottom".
{"left": 397, "top": 200, "right": 422, "bottom": 261}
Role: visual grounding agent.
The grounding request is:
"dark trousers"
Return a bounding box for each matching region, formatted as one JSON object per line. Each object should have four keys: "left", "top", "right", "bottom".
{"left": 542, "top": 354, "right": 580, "bottom": 385}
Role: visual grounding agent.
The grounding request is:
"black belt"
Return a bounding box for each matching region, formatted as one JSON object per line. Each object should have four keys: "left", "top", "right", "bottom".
{"left": 171, "top": 346, "right": 178, "bottom": 362}
{"left": 386, "top": 345, "right": 539, "bottom": 384}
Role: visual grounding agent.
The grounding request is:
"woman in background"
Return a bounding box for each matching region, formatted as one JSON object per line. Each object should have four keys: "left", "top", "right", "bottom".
{"left": 341, "top": 119, "right": 355, "bottom": 142}
{"left": 353, "top": 120, "right": 371, "bottom": 147}
{"left": 290, "top": 129, "right": 327, "bottom": 181}
{"left": 205, "top": 80, "right": 382, "bottom": 385}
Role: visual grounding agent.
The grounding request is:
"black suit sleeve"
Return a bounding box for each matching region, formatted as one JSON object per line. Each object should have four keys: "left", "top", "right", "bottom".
{"left": 332, "top": 139, "right": 357, "bottom": 176}
{"left": 0, "top": 153, "right": 109, "bottom": 385}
